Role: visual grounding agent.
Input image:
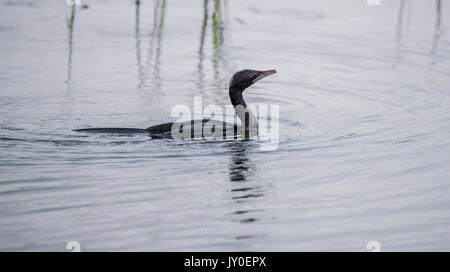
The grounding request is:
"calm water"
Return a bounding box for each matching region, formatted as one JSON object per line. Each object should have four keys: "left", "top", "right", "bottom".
{"left": 1, "top": 0, "right": 450, "bottom": 251}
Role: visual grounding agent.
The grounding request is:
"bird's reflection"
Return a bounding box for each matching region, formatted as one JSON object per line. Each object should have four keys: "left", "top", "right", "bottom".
{"left": 65, "top": 4, "right": 76, "bottom": 90}
{"left": 228, "top": 142, "right": 254, "bottom": 182}
{"left": 227, "top": 142, "right": 265, "bottom": 236}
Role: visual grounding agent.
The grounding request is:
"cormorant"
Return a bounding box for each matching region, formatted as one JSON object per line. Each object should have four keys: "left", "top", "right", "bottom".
{"left": 74, "top": 69, "right": 277, "bottom": 139}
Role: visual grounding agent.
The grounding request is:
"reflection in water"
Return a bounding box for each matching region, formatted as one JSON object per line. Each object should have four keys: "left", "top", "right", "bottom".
{"left": 134, "top": 0, "right": 166, "bottom": 91}
{"left": 396, "top": 0, "right": 406, "bottom": 39}
{"left": 228, "top": 142, "right": 253, "bottom": 183}
{"left": 227, "top": 142, "right": 263, "bottom": 239}
{"left": 149, "top": 0, "right": 166, "bottom": 92}
{"left": 65, "top": 5, "right": 76, "bottom": 88}
{"left": 197, "top": 0, "right": 209, "bottom": 91}
{"left": 223, "top": 0, "right": 229, "bottom": 24}
{"left": 135, "top": 0, "right": 146, "bottom": 89}
{"left": 197, "top": 0, "right": 227, "bottom": 93}
{"left": 212, "top": 0, "right": 225, "bottom": 81}
{"left": 431, "top": 0, "right": 442, "bottom": 65}
{"left": 393, "top": 0, "right": 406, "bottom": 69}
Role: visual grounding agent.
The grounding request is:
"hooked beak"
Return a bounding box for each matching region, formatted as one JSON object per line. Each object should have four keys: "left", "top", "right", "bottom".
{"left": 252, "top": 69, "right": 277, "bottom": 83}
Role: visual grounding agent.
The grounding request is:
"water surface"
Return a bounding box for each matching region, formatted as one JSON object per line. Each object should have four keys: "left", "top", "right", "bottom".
{"left": 0, "top": 0, "right": 450, "bottom": 251}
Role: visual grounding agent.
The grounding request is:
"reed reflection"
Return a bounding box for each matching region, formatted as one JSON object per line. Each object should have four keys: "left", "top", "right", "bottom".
{"left": 65, "top": 4, "right": 76, "bottom": 89}
{"left": 134, "top": 0, "right": 166, "bottom": 91}
{"left": 135, "top": 0, "right": 146, "bottom": 89}
{"left": 396, "top": 0, "right": 406, "bottom": 40}
{"left": 431, "top": 0, "right": 442, "bottom": 65}
{"left": 197, "top": 0, "right": 228, "bottom": 94}
{"left": 392, "top": 0, "right": 406, "bottom": 69}
{"left": 212, "top": 0, "right": 225, "bottom": 81}
{"left": 197, "top": 0, "right": 209, "bottom": 91}
{"left": 148, "top": 0, "right": 166, "bottom": 92}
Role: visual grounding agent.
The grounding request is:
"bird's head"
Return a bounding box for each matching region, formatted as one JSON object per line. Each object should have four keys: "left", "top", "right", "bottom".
{"left": 229, "top": 69, "right": 277, "bottom": 93}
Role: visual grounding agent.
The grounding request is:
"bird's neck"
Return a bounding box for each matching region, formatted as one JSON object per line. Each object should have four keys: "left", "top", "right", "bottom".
{"left": 229, "top": 87, "right": 258, "bottom": 132}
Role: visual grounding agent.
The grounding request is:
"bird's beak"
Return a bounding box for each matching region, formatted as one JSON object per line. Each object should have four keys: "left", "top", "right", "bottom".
{"left": 253, "top": 69, "right": 277, "bottom": 83}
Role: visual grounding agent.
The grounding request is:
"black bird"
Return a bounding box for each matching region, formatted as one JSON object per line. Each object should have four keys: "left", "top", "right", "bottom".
{"left": 74, "top": 69, "right": 277, "bottom": 139}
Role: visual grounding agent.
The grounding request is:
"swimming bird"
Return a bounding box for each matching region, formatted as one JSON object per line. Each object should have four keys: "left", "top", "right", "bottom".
{"left": 74, "top": 69, "right": 277, "bottom": 139}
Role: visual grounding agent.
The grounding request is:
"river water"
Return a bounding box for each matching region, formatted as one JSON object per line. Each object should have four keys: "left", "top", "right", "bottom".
{"left": 0, "top": 0, "right": 449, "bottom": 251}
